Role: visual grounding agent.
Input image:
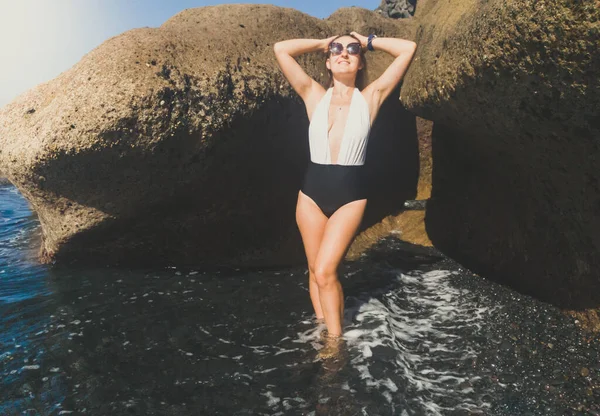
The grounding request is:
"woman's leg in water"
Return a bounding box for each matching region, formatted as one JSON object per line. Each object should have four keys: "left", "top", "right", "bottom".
{"left": 314, "top": 199, "right": 367, "bottom": 337}
{"left": 296, "top": 191, "right": 328, "bottom": 320}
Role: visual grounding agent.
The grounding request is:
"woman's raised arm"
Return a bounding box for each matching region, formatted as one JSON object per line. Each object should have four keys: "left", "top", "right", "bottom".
{"left": 273, "top": 37, "right": 336, "bottom": 114}
{"left": 353, "top": 32, "right": 417, "bottom": 114}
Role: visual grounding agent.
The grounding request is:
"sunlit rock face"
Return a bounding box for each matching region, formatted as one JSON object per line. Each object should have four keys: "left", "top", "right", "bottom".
{"left": 0, "top": 5, "right": 420, "bottom": 266}
{"left": 402, "top": 0, "right": 600, "bottom": 320}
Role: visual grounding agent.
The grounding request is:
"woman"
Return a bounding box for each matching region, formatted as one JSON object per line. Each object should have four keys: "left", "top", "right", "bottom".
{"left": 274, "top": 32, "right": 417, "bottom": 339}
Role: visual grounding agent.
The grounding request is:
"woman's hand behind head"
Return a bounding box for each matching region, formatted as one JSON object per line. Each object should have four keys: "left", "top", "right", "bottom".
{"left": 349, "top": 32, "right": 368, "bottom": 48}
{"left": 322, "top": 35, "right": 339, "bottom": 53}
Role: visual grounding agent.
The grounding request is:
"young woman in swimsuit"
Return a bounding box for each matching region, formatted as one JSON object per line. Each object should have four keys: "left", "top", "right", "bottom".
{"left": 274, "top": 32, "right": 417, "bottom": 339}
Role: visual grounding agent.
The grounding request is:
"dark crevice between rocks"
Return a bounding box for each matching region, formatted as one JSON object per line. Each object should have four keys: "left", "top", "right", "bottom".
{"left": 363, "top": 85, "right": 420, "bottom": 226}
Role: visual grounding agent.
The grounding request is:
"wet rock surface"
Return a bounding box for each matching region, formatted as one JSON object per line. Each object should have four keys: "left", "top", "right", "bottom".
{"left": 451, "top": 270, "right": 600, "bottom": 415}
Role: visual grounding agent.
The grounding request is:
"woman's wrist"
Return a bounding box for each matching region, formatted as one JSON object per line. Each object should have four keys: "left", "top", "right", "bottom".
{"left": 367, "top": 34, "right": 378, "bottom": 51}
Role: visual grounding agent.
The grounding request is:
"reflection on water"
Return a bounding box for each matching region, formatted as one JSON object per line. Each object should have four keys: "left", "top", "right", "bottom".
{"left": 1, "top": 183, "right": 599, "bottom": 415}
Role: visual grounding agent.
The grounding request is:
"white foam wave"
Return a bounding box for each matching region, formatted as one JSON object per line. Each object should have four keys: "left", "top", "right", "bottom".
{"left": 340, "top": 269, "right": 496, "bottom": 415}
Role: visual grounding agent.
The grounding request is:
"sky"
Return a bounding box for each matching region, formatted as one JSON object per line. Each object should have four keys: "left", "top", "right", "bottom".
{"left": 0, "top": 0, "right": 381, "bottom": 109}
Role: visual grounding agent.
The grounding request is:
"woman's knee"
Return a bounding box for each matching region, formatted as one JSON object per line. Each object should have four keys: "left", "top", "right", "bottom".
{"left": 313, "top": 265, "right": 338, "bottom": 288}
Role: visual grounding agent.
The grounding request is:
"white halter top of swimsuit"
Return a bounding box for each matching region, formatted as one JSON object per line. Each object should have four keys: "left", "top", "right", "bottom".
{"left": 308, "top": 87, "right": 371, "bottom": 166}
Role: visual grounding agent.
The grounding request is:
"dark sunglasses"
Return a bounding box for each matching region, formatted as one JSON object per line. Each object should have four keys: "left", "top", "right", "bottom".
{"left": 329, "top": 42, "right": 361, "bottom": 56}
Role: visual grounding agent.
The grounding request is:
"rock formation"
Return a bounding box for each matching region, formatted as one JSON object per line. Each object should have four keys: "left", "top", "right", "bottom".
{"left": 376, "top": 0, "right": 417, "bottom": 19}
{"left": 401, "top": 0, "right": 600, "bottom": 329}
{"left": 0, "top": 6, "right": 419, "bottom": 267}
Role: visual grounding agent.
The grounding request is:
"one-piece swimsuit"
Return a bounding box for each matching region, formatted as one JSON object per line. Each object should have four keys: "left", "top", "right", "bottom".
{"left": 301, "top": 87, "right": 371, "bottom": 217}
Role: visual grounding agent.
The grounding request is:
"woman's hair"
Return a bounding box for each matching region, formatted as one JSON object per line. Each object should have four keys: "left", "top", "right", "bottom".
{"left": 325, "top": 33, "right": 368, "bottom": 90}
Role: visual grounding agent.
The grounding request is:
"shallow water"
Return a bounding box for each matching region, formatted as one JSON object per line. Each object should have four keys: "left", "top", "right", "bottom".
{"left": 1, "top": 183, "right": 599, "bottom": 415}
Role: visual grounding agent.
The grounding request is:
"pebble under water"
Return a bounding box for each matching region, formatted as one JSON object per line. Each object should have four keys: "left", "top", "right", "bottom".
{"left": 1, "top": 182, "right": 599, "bottom": 415}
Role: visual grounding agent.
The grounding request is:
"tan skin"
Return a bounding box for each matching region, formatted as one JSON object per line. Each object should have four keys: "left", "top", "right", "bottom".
{"left": 274, "top": 32, "right": 417, "bottom": 337}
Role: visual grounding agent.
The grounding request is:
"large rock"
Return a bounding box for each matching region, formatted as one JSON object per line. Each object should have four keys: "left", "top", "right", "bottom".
{"left": 0, "top": 5, "right": 422, "bottom": 266}
{"left": 401, "top": 0, "right": 600, "bottom": 325}
{"left": 375, "top": 0, "right": 417, "bottom": 19}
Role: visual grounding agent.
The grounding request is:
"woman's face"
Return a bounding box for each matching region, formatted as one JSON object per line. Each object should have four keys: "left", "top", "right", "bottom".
{"left": 326, "top": 36, "right": 363, "bottom": 78}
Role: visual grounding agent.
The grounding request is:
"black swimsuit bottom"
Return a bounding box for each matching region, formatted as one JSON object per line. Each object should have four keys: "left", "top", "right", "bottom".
{"left": 301, "top": 161, "right": 368, "bottom": 218}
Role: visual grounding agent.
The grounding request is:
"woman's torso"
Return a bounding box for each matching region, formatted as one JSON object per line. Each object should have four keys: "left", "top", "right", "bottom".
{"left": 308, "top": 88, "right": 371, "bottom": 166}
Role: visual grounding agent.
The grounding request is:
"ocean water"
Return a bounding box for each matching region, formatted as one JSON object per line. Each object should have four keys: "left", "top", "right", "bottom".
{"left": 1, "top": 182, "right": 599, "bottom": 415}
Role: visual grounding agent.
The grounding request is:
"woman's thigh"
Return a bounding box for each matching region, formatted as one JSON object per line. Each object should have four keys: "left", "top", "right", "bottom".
{"left": 296, "top": 191, "right": 328, "bottom": 270}
{"left": 315, "top": 199, "right": 367, "bottom": 274}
